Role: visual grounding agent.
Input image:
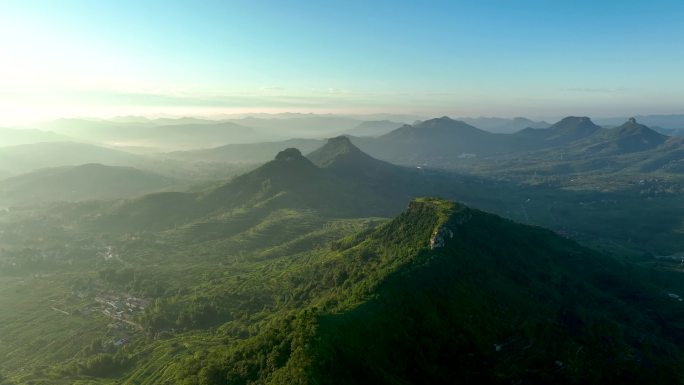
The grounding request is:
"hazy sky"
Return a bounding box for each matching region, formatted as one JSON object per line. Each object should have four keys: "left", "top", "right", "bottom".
{"left": 2, "top": 0, "right": 684, "bottom": 123}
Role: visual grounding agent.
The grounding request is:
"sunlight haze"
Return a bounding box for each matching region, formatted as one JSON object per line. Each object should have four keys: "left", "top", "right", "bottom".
{"left": 2, "top": 0, "right": 684, "bottom": 124}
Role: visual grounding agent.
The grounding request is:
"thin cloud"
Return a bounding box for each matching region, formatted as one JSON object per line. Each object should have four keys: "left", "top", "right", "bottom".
{"left": 563, "top": 87, "right": 632, "bottom": 93}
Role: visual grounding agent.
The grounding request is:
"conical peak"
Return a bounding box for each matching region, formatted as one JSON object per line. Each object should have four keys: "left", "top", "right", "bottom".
{"left": 326, "top": 135, "right": 354, "bottom": 148}
{"left": 315, "top": 136, "right": 363, "bottom": 157}
{"left": 420, "top": 116, "right": 456, "bottom": 126}
{"left": 616, "top": 118, "right": 649, "bottom": 132}
{"left": 275, "top": 148, "right": 303, "bottom": 161}
{"left": 550, "top": 116, "right": 600, "bottom": 136}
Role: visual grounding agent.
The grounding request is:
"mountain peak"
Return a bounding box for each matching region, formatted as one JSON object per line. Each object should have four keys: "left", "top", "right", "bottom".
{"left": 275, "top": 147, "right": 304, "bottom": 161}
{"left": 307, "top": 136, "right": 367, "bottom": 167}
{"left": 325, "top": 135, "right": 354, "bottom": 148}
{"left": 548, "top": 116, "right": 600, "bottom": 138}
{"left": 585, "top": 119, "right": 668, "bottom": 154}
{"left": 307, "top": 136, "right": 399, "bottom": 177}
{"left": 255, "top": 147, "right": 319, "bottom": 181}
{"left": 611, "top": 119, "right": 667, "bottom": 142}
{"left": 554, "top": 116, "right": 593, "bottom": 125}
{"left": 615, "top": 118, "right": 657, "bottom": 133}
{"left": 420, "top": 116, "right": 459, "bottom": 126}
{"left": 390, "top": 116, "right": 487, "bottom": 136}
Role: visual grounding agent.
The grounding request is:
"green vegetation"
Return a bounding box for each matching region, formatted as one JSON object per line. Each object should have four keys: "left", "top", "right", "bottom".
{"left": 3, "top": 189, "right": 684, "bottom": 384}
{"left": 2, "top": 120, "right": 684, "bottom": 384}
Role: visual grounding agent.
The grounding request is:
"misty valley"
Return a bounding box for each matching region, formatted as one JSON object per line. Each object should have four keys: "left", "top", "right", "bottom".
{"left": 1, "top": 113, "right": 684, "bottom": 384}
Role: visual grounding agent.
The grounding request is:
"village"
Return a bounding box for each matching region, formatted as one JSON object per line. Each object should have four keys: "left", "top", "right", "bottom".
{"left": 91, "top": 293, "right": 148, "bottom": 330}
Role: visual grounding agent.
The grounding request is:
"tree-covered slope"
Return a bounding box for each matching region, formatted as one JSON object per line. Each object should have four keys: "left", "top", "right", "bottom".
{"left": 93, "top": 145, "right": 421, "bottom": 233}
{"left": 167, "top": 198, "right": 684, "bottom": 385}
{"left": 582, "top": 118, "right": 668, "bottom": 155}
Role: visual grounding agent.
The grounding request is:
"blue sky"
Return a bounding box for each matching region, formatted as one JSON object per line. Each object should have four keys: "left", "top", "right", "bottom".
{"left": 1, "top": 0, "right": 683, "bottom": 122}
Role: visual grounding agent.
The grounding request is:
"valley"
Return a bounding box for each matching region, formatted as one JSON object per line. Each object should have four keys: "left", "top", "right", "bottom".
{"left": 2, "top": 116, "right": 684, "bottom": 383}
{"left": 3, "top": 2, "right": 684, "bottom": 383}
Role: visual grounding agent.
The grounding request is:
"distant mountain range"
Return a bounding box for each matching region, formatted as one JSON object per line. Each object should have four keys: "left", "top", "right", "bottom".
{"left": 595, "top": 114, "right": 684, "bottom": 130}
{"left": 66, "top": 135, "right": 682, "bottom": 254}
{"left": 96, "top": 138, "right": 425, "bottom": 232}
{"left": 457, "top": 116, "right": 550, "bottom": 133}
{"left": 353, "top": 117, "right": 501, "bottom": 164}
{"left": 342, "top": 117, "right": 550, "bottom": 136}
{"left": 342, "top": 120, "right": 404, "bottom": 137}
{"left": 34, "top": 119, "right": 275, "bottom": 150}
{"left": 0, "top": 142, "right": 143, "bottom": 176}
{"left": 7, "top": 114, "right": 681, "bottom": 157}
{"left": 4, "top": 129, "right": 684, "bottom": 384}
{"left": 162, "top": 115, "right": 684, "bottom": 174}
{"left": 6, "top": 145, "right": 683, "bottom": 383}
{"left": 0, "top": 127, "right": 72, "bottom": 147}
{"left": 0, "top": 164, "right": 176, "bottom": 207}
{"left": 5, "top": 114, "right": 683, "bottom": 189}
{"left": 581, "top": 118, "right": 668, "bottom": 155}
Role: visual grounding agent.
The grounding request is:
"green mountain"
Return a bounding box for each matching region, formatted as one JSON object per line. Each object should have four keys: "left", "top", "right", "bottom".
{"left": 154, "top": 198, "right": 684, "bottom": 385}
{"left": 3, "top": 126, "right": 684, "bottom": 384}
{"left": 582, "top": 118, "right": 668, "bottom": 155}
{"left": 354, "top": 117, "right": 501, "bottom": 165}
{"left": 507, "top": 116, "right": 602, "bottom": 151}
{"left": 62, "top": 137, "right": 684, "bottom": 255}
{"left": 595, "top": 114, "right": 684, "bottom": 130}
{"left": 99, "top": 144, "right": 411, "bottom": 233}
{"left": 545, "top": 116, "right": 602, "bottom": 141}
{"left": 0, "top": 164, "right": 177, "bottom": 207}
{"left": 163, "top": 116, "right": 676, "bottom": 174}
{"left": 307, "top": 135, "right": 398, "bottom": 174}
{"left": 202, "top": 147, "right": 340, "bottom": 213}
{"left": 451, "top": 117, "right": 684, "bottom": 182}
{"left": 351, "top": 116, "right": 603, "bottom": 167}
{"left": 640, "top": 139, "right": 684, "bottom": 172}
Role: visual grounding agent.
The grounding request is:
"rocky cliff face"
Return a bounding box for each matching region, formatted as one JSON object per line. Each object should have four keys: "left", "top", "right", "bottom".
{"left": 430, "top": 225, "right": 453, "bottom": 249}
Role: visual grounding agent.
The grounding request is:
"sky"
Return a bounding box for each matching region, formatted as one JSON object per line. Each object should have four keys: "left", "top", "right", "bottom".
{"left": 1, "top": 0, "right": 684, "bottom": 124}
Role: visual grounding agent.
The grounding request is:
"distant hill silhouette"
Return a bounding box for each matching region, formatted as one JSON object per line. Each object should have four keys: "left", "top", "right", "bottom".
{"left": 353, "top": 117, "right": 500, "bottom": 165}
{"left": 459, "top": 116, "right": 550, "bottom": 133}
{"left": 343, "top": 120, "right": 403, "bottom": 137}
{"left": 583, "top": 118, "right": 668, "bottom": 155}
{"left": 164, "top": 138, "right": 324, "bottom": 163}
{"left": 0, "top": 142, "right": 143, "bottom": 175}
{"left": 0, "top": 164, "right": 176, "bottom": 207}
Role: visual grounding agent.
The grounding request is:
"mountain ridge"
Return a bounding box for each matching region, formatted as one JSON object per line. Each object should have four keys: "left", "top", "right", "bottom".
{"left": 170, "top": 197, "right": 684, "bottom": 385}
